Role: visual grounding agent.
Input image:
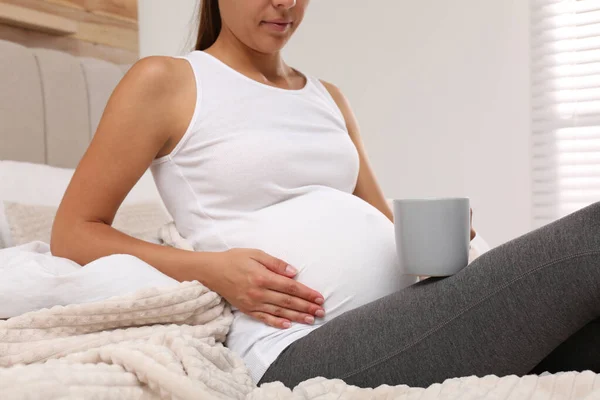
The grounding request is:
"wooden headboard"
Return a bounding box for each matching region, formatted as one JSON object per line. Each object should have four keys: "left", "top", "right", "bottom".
{"left": 0, "top": 0, "right": 138, "bottom": 64}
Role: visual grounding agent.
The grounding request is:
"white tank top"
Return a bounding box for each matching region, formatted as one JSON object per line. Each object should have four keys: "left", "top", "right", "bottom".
{"left": 150, "top": 51, "right": 417, "bottom": 384}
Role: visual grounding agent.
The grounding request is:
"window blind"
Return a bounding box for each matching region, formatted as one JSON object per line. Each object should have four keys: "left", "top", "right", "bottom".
{"left": 531, "top": 0, "right": 600, "bottom": 228}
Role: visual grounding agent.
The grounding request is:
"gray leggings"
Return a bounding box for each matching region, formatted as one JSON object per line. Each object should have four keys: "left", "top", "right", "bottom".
{"left": 259, "top": 202, "right": 600, "bottom": 388}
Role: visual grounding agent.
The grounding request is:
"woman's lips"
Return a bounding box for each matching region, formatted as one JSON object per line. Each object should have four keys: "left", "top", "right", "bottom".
{"left": 261, "top": 21, "right": 292, "bottom": 33}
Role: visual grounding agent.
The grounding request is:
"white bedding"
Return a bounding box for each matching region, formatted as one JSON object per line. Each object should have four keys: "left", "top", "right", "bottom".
{"left": 0, "top": 241, "right": 178, "bottom": 318}
{"left": 0, "top": 237, "right": 599, "bottom": 399}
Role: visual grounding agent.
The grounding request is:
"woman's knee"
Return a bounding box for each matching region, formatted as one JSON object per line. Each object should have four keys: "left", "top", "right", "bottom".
{"left": 586, "top": 201, "right": 600, "bottom": 215}
{"left": 556, "top": 201, "right": 600, "bottom": 233}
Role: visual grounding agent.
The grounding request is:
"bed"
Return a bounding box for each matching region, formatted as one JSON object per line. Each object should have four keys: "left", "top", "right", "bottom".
{"left": 1, "top": 38, "right": 599, "bottom": 399}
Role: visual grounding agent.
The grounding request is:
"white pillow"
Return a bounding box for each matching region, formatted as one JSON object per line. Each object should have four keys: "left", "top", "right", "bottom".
{"left": 0, "top": 161, "right": 170, "bottom": 248}
{"left": 0, "top": 160, "right": 164, "bottom": 205}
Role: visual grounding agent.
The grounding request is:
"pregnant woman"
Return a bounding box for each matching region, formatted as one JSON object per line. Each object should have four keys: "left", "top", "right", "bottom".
{"left": 51, "top": 0, "right": 600, "bottom": 389}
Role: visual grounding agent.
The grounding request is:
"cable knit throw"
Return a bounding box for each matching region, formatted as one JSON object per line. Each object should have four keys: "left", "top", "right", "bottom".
{"left": 0, "top": 222, "right": 598, "bottom": 399}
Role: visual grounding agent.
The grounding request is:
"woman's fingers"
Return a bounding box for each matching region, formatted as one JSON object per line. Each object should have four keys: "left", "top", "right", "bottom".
{"left": 244, "top": 249, "right": 326, "bottom": 329}
{"left": 262, "top": 291, "right": 325, "bottom": 319}
{"left": 249, "top": 311, "right": 291, "bottom": 329}
{"left": 248, "top": 273, "right": 326, "bottom": 328}
{"left": 250, "top": 250, "right": 325, "bottom": 305}
{"left": 251, "top": 299, "right": 325, "bottom": 328}
{"left": 258, "top": 271, "right": 325, "bottom": 306}
{"left": 250, "top": 250, "right": 298, "bottom": 277}
{"left": 470, "top": 208, "right": 476, "bottom": 240}
{"left": 260, "top": 304, "right": 317, "bottom": 325}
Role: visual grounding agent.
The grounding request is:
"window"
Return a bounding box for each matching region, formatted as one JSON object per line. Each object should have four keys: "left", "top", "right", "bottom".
{"left": 531, "top": 0, "right": 600, "bottom": 228}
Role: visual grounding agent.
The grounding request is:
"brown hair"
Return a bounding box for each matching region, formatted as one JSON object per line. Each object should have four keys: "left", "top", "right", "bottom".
{"left": 195, "top": 0, "right": 222, "bottom": 51}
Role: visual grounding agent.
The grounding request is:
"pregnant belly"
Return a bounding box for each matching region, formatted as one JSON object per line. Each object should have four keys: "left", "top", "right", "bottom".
{"left": 221, "top": 188, "right": 418, "bottom": 320}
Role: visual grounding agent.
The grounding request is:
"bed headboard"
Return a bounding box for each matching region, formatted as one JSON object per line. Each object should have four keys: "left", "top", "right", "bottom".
{"left": 0, "top": 39, "right": 130, "bottom": 168}
{"left": 0, "top": 0, "right": 139, "bottom": 64}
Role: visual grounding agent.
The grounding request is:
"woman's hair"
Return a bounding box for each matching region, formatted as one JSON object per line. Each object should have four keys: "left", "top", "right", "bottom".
{"left": 195, "top": 0, "right": 222, "bottom": 51}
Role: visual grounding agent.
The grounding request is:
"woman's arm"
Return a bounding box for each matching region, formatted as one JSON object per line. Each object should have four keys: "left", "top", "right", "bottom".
{"left": 51, "top": 56, "right": 200, "bottom": 280}
{"left": 51, "top": 57, "right": 324, "bottom": 329}
{"left": 320, "top": 81, "right": 477, "bottom": 240}
{"left": 320, "top": 81, "right": 394, "bottom": 221}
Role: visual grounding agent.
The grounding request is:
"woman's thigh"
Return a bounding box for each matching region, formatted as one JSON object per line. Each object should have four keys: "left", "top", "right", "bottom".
{"left": 259, "top": 202, "right": 600, "bottom": 389}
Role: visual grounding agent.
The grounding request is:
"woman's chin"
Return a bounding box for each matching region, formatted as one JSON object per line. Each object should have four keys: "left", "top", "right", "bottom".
{"left": 250, "top": 38, "right": 292, "bottom": 55}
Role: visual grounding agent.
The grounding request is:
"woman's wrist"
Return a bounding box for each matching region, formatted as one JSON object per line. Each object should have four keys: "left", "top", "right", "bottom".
{"left": 189, "top": 250, "right": 224, "bottom": 288}
{"left": 152, "top": 245, "right": 222, "bottom": 285}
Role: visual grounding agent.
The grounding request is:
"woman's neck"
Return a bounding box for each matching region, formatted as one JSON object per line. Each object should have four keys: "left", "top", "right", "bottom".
{"left": 205, "top": 27, "right": 293, "bottom": 83}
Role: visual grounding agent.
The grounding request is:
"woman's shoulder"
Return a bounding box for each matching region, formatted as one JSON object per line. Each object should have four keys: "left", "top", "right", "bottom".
{"left": 110, "top": 56, "right": 197, "bottom": 142}
{"left": 124, "top": 56, "right": 194, "bottom": 95}
{"left": 112, "top": 56, "right": 197, "bottom": 127}
{"left": 315, "top": 79, "right": 352, "bottom": 121}
{"left": 317, "top": 80, "right": 343, "bottom": 102}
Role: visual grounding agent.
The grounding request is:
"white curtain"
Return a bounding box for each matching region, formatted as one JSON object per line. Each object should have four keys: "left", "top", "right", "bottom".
{"left": 532, "top": 0, "right": 600, "bottom": 227}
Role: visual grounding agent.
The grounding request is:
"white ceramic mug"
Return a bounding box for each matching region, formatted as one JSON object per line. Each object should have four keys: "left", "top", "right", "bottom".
{"left": 393, "top": 198, "right": 470, "bottom": 276}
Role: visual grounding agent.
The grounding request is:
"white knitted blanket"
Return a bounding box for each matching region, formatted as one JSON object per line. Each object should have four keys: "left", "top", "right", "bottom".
{"left": 0, "top": 225, "right": 598, "bottom": 399}
{"left": 1, "top": 282, "right": 600, "bottom": 400}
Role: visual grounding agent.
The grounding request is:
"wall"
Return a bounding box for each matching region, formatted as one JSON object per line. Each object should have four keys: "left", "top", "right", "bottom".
{"left": 138, "top": 0, "right": 197, "bottom": 57}
{"left": 138, "top": 0, "right": 531, "bottom": 247}
{"left": 285, "top": 0, "right": 531, "bottom": 247}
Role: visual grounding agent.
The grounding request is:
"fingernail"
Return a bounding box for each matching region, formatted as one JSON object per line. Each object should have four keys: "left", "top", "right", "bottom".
{"left": 315, "top": 297, "right": 324, "bottom": 305}
{"left": 304, "top": 316, "right": 315, "bottom": 324}
{"left": 282, "top": 321, "right": 291, "bottom": 329}
{"left": 285, "top": 265, "right": 297, "bottom": 275}
{"left": 315, "top": 310, "right": 325, "bottom": 318}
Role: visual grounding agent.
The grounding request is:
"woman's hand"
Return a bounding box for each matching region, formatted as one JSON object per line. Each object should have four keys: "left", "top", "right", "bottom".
{"left": 470, "top": 208, "right": 476, "bottom": 241}
{"left": 205, "top": 249, "right": 325, "bottom": 329}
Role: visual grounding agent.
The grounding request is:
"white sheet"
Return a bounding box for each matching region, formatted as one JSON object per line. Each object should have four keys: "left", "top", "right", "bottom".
{"left": 0, "top": 241, "right": 179, "bottom": 318}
